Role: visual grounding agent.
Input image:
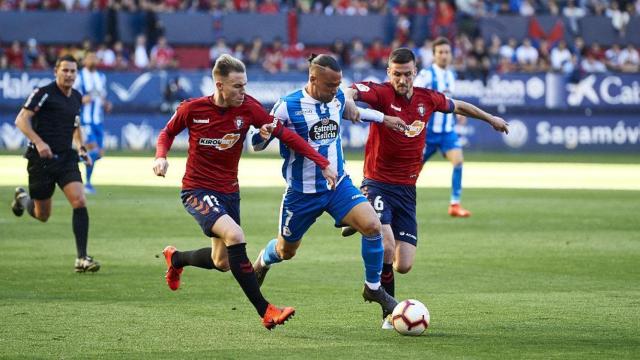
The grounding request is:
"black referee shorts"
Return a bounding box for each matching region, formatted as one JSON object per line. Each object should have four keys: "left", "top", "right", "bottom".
{"left": 27, "top": 150, "right": 83, "bottom": 200}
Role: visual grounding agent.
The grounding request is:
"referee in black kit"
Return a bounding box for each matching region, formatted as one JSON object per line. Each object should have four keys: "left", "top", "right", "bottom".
{"left": 11, "top": 55, "right": 100, "bottom": 273}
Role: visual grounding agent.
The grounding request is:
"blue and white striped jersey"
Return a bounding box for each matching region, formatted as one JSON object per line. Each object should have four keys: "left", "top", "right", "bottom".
{"left": 74, "top": 68, "right": 107, "bottom": 126}
{"left": 415, "top": 64, "right": 457, "bottom": 133}
{"left": 272, "top": 87, "right": 346, "bottom": 194}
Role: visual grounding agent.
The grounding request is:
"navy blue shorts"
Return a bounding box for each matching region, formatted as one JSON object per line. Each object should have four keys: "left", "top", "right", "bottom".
{"left": 361, "top": 178, "right": 418, "bottom": 246}
{"left": 279, "top": 175, "right": 368, "bottom": 242}
{"left": 423, "top": 130, "right": 462, "bottom": 162}
{"left": 181, "top": 189, "right": 240, "bottom": 238}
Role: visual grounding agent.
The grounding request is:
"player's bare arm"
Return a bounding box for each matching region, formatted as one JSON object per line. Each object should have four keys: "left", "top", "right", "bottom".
{"left": 15, "top": 108, "right": 53, "bottom": 159}
{"left": 452, "top": 99, "right": 509, "bottom": 134}
{"left": 343, "top": 96, "right": 361, "bottom": 123}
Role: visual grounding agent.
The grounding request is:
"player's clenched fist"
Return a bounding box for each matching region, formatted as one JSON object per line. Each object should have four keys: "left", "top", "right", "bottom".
{"left": 259, "top": 123, "right": 274, "bottom": 141}
{"left": 153, "top": 157, "right": 169, "bottom": 177}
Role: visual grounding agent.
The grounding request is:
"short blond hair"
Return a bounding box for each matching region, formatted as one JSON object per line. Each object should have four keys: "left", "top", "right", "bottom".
{"left": 212, "top": 54, "right": 246, "bottom": 79}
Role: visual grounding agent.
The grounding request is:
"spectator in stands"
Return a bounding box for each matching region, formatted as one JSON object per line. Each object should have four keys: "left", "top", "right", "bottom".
{"left": 111, "top": 41, "right": 130, "bottom": 70}
{"left": 210, "top": 38, "right": 232, "bottom": 67}
{"left": 581, "top": 52, "right": 607, "bottom": 73}
{"left": 547, "top": 0, "right": 560, "bottom": 15}
{"left": 550, "top": 40, "right": 573, "bottom": 72}
{"left": 537, "top": 40, "right": 551, "bottom": 72}
{"left": 433, "top": 0, "right": 456, "bottom": 39}
{"left": 417, "top": 39, "right": 433, "bottom": 69}
{"left": 349, "top": 38, "right": 371, "bottom": 71}
{"left": 571, "top": 36, "right": 587, "bottom": 61}
{"left": 6, "top": 40, "right": 24, "bottom": 69}
{"left": 499, "top": 37, "right": 517, "bottom": 65}
{"left": 468, "top": 36, "right": 491, "bottom": 79}
{"left": 96, "top": 43, "right": 116, "bottom": 69}
{"left": 44, "top": 45, "right": 58, "bottom": 68}
{"left": 134, "top": 35, "right": 150, "bottom": 69}
{"left": 162, "top": 77, "right": 189, "bottom": 113}
{"left": 257, "top": 0, "right": 279, "bottom": 13}
{"left": 0, "top": 43, "right": 7, "bottom": 69}
{"left": 330, "top": 39, "right": 350, "bottom": 67}
{"left": 247, "top": 36, "right": 264, "bottom": 67}
{"left": 619, "top": 44, "right": 639, "bottom": 72}
{"left": 262, "top": 37, "right": 286, "bottom": 73}
{"left": 519, "top": 0, "right": 536, "bottom": 16}
{"left": 232, "top": 42, "right": 246, "bottom": 63}
{"left": 150, "top": 36, "right": 177, "bottom": 69}
{"left": 283, "top": 42, "right": 307, "bottom": 71}
{"left": 588, "top": 0, "right": 607, "bottom": 15}
{"left": 487, "top": 35, "right": 502, "bottom": 70}
{"left": 588, "top": 43, "right": 606, "bottom": 62}
{"left": 605, "top": 1, "right": 630, "bottom": 36}
{"left": 452, "top": 33, "right": 472, "bottom": 73}
{"left": 605, "top": 44, "right": 623, "bottom": 72}
{"left": 366, "top": 38, "right": 388, "bottom": 69}
{"left": 395, "top": 15, "right": 411, "bottom": 44}
{"left": 563, "top": 0, "right": 586, "bottom": 34}
{"left": 23, "top": 38, "right": 41, "bottom": 70}
{"left": 516, "top": 38, "right": 539, "bottom": 72}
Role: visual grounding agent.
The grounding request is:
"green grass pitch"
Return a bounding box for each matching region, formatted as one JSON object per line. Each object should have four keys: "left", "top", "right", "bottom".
{"left": 1, "top": 186, "right": 639, "bottom": 359}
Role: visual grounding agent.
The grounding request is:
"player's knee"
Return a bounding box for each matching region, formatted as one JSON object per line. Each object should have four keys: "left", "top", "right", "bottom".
{"left": 70, "top": 197, "right": 87, "bottom": 209}
{"left": 222, "top": 229, "right": 245, "bottom": 246}
{"left": 213, "top": 259, "right": 230, "bottom": 272}
{"left": 395, "top": 263, "right": 413, "bottom": 274}
{"left": 360, "top": 218, "right": 381, "bottom": 237}
{"left": 36, "top": 213, "right": 50, "bottom": 222}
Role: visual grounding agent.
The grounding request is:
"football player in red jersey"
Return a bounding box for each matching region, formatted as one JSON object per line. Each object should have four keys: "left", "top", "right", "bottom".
{"left": 343, "top": 48, "right": 509, "bottom": 328}
{"left": 152, "top": 54, "right": 337, "bottom": 330}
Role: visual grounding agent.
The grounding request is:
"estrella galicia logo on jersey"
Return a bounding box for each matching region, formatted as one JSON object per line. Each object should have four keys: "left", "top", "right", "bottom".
{"left": 309, "top": 118, "right": 339, "bottom": 145}
{"left": 235, "top": 116, "right": 244, "bottom": 129}
{"left": 417, "top": 103, "right": 425, "bottom": 117}
{"left": 199, "top": 133, "right": 241, "bottom": 150}
{"left": 404, "top": 120, "right": 425, "bottom": 138}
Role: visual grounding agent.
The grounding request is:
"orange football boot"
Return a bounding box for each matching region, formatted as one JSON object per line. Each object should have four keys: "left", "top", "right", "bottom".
{"left": 163, "top": 246, "right": 183, "bottom": 291}
{"left": 261, "top": 304, "right": 295, "bottom": 330}
{"left": 448, "top": 204, "right": 472, "bottom": 217}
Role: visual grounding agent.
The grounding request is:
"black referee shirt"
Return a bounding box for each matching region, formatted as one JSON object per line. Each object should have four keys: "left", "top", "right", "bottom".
{"left": 23, "top": 81, "right": 82, "bottom": 154}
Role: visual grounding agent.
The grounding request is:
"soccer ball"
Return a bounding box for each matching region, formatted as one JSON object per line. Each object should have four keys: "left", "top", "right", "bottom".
{"left": 391, "top": 299, "right": 430, "bottom": 336}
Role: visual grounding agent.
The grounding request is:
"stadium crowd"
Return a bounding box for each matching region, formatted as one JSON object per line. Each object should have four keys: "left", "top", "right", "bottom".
{"left": 1, "top": 0, "right": 639, "bottom": 79}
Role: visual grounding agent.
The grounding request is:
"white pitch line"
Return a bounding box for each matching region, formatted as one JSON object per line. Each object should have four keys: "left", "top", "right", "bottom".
{"left": 1, "top": 156, "right": 639, "bottom": 190}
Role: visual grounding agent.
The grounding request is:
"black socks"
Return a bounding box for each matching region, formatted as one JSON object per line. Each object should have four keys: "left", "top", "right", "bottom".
{"left": 227, "top": 243, "right": 269, "bottom": 316}
{"left": 72, "top": 207, "right": 89, "bottom": 258}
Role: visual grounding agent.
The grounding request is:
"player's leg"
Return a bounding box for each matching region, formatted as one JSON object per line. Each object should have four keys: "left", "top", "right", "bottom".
{"left": 61, "top": 179, "right": 100, "bottom": 273}
{"left": 444, "top": 145, "right": 471, "bottom": 217}
{"left": 331, "top": 178, "right": 397, "bottom": 316}
{"left": 83, "top": 125, "right": 102, "bottom": 194}
{"left": 13, "top": 158, "right": 56, "bottom": 221}
{"left": 254, "top": 189, "right": 321, "bottom": 286}
{"left": 212, "top": 215, "right": 295, "bottom": 329}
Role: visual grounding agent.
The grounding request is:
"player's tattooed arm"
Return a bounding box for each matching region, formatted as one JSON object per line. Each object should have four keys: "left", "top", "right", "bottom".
{"left": 452, "top": 100, "right": 509, "bottom": 134}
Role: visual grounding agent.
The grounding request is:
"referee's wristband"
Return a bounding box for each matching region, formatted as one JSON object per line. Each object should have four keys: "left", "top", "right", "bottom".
{"left": 358, "top": 108, "right": 385, "bottom": 123}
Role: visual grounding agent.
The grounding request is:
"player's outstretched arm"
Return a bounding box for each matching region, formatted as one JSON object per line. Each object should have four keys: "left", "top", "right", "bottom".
{"left": 452, "top": 100, "right": 509, "bottom": 134}
{"left": 358, "top": 108, "right": 407, "bottom": 133}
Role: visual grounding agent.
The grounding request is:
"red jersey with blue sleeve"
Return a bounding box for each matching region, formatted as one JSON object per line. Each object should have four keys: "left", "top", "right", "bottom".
{"left": 352, "top": 82, "right": 454, "bottom": 185}
{"left": 155, "top": 94, "right": 329, "bottom": 193}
